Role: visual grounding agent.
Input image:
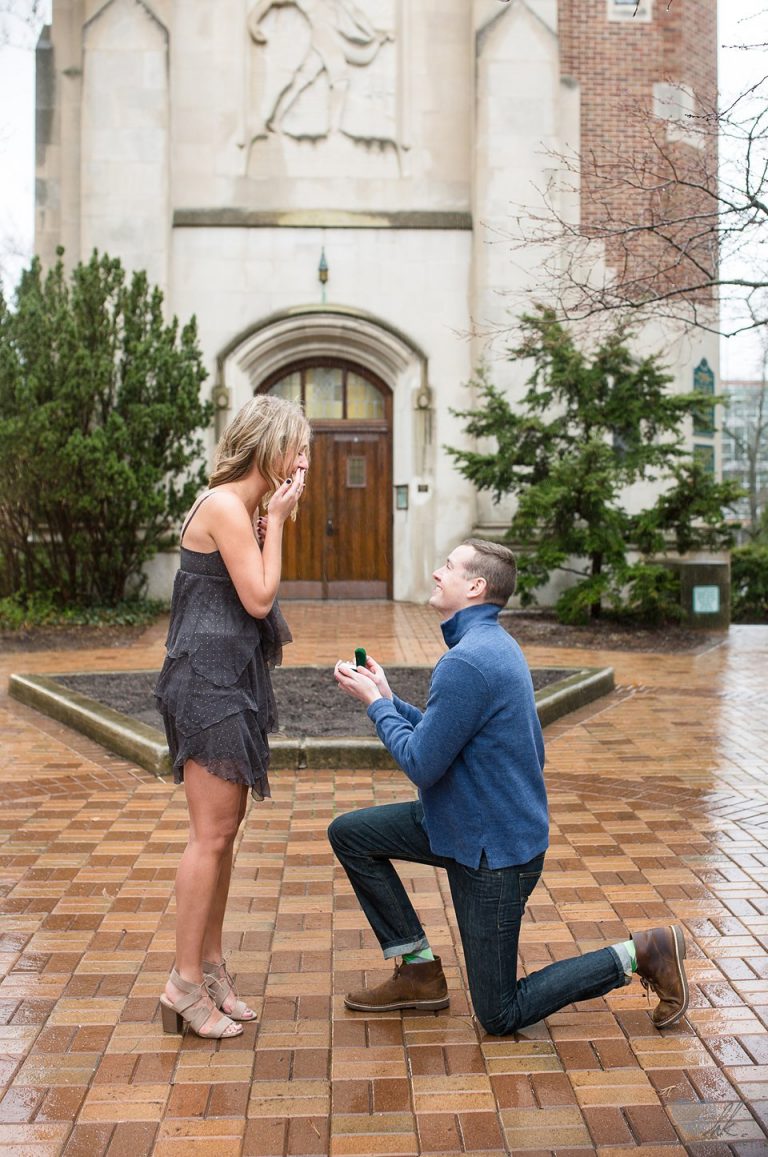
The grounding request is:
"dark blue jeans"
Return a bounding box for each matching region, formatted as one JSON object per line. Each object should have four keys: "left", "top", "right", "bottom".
{"left": 328, "top": 800, "right": 628, "bottom": 1035}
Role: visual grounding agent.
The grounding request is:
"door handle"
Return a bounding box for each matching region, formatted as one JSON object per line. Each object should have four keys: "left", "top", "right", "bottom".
{"left": 326, "top": 518, "right": 334, "bottom": 536}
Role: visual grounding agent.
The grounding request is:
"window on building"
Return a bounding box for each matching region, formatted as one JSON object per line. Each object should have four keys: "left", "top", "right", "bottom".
{"left": 693, "top": 358, "right": 716, "bottom": 437}
{"left": 265, "top": 364, "right": 386, "bottom": 421}
{"left": 305, "top": 366, "right": 344, "bottom": 419}
{"left": 721, "top": 381, "right": 768, "bottom": 525}
{"left": 607, "top": 0, "right": 652, "bottom": 23}
{"left": 653, "top": 83, "right": 695, "bottom": 124}
{"left": 346, "top": 456, "right": 367, "bottom": 488}
{"left": 694, "top": 443, "right": 715, "bottom": 475}
{"left": 652, "top": 83, "right": 702, "bottom": 147}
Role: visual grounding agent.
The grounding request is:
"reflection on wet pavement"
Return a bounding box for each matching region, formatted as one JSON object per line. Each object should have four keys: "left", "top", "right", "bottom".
{"left": 1, "top": 610, "right": 767, "bottom": 1153}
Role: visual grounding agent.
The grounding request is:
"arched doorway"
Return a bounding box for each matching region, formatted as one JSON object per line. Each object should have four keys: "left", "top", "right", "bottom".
{"left": 260, "top": 358, "right": 392, "bottom": 598}
{"left": 217, "top": 307, "right": 432, "bottom": 602}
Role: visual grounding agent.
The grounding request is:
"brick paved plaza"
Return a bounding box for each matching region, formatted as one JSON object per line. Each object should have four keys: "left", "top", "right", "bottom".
{"left": 1, "top": 604, "right": 768, "bottom": 1155}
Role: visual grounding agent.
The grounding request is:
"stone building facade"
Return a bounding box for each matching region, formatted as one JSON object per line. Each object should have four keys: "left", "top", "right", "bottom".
{"left": 721, "top": 380, "right": 768, "bottom": 534}
{"left": 35, "top": 0, "right": 719, "bottom": 602}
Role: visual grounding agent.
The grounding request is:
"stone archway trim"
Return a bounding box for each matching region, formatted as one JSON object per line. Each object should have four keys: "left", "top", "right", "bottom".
{"left": 217, "top": 305, "right": 427, "bottom": 395}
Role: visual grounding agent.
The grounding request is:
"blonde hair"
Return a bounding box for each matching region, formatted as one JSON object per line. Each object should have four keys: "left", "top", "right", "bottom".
{"left": 209, "top": 395, "right": 310, "bottom": 512}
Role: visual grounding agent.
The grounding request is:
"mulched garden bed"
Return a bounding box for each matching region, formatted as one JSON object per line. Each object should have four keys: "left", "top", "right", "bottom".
{"left": 501, "top": 610, "right": 722, "bottom": 653}
{"left": 54, "top": 666, "right": 575, "bottom": 739}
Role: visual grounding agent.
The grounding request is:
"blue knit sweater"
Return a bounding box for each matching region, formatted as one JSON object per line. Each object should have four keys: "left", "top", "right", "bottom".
{"left": 367, "top": 603, "right": 549, "bottom": 869}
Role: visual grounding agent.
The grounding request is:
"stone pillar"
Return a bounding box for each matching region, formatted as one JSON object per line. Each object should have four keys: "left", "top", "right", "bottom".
{"left": 81, "top": 0, "right": 170, "bottom": 294}
{"left": 470, "top": 0, "right": 568, "bottom": 531}
{"left": 35, "top": 0, "right": 86, "bottom": 269}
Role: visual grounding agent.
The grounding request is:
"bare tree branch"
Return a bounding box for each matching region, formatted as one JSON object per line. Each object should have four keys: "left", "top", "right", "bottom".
{"left": 0, "top": 1, "right": 47, "bottom": 48}
{"left": 0, "top": 225, "right": 31, "bottom": 290}
{"left": 500, "top": 77, "right": 768, "bottom": 339}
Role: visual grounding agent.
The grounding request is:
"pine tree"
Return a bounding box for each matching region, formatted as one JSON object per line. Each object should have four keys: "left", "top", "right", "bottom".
{"left": 0, "top": 251, "right": 212, "bottom": 605}
{"left": 447, "top": 308, "right": 741, "bottom": 623}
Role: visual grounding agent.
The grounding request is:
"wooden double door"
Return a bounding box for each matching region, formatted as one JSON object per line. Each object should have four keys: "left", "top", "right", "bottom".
{"left": 279, "top": 426, "right": 393, "bottom": 599}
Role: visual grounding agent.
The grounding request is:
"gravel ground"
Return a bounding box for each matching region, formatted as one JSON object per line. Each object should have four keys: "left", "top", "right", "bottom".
{"left": 54, "top": 666, "right": 574, "bottom": 738}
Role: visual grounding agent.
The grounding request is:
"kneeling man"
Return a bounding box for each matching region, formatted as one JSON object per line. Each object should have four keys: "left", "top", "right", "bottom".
{"left": 329, "top": 539, "right": 688, "bottom": 1035}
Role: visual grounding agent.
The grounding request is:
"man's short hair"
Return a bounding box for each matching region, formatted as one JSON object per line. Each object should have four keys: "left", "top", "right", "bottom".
{"left": 461, "top": 539, "right": 517, "bottom": 606}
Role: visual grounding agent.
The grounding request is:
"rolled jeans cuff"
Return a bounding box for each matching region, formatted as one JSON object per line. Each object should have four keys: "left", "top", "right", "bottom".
{"left": 608, "top": 944, "right": 634, "bottom": 984}
{"left": 382, "top": 934, "right": 431, "bottom": 961}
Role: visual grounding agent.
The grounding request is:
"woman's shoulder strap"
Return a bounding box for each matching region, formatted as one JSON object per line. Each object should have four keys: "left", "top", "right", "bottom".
{"left": 180, "top": 491, "right": 218, "bottom": 544}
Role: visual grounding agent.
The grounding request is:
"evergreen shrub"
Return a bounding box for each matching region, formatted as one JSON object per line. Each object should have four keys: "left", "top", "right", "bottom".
{"left": 447, "top": 307, "right": 742, "bottom": 623}
{"left": 0, "top": 251, "right": 212, "bottom": 607}
{"left": 731, "top": 543, "right": 768, "bottom": 622}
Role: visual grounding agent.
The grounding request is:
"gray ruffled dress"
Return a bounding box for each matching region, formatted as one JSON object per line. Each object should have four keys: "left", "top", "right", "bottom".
{"left": 154, "top": 537, "right": 292, "bottom": 801}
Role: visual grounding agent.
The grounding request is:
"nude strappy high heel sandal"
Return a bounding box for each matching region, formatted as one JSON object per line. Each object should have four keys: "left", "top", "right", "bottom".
{"left": 203, "top": 959, "right": 257, "bottom": 1022}
{"left": 159, "top": 969, "right": 243, "bottom": 1038}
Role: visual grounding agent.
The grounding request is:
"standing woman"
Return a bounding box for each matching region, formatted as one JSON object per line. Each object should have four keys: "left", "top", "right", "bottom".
{"left": 155, "top": 395, "right": 310, "bottom": 1039}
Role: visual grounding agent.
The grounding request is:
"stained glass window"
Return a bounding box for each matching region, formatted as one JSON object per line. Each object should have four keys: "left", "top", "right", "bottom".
{"left": 268, "top": 371, "right": 301, "bottom": 404}
{"left": 304, "top": 367, "right": 343, "bottom": 419}
{"left": 266, "top": 364, "right": 386, "bottom": 421}
{"left": 347, "top": 372, "right": 385, "bottom": 419}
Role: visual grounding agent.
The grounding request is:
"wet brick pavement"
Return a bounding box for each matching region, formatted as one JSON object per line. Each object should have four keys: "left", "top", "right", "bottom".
{"left": 1, "top": 603, "right": 767, "bottom": 1155}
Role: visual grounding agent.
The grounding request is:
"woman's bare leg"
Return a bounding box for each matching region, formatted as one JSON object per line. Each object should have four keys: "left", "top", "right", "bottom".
{"left": 201, "top": 790, "right": 252, "bottom": 1016}
{"left": 164, "top": 761, "right": 244, "bottom": 1032}
{"left": 202, "top": 788, "right": 248, "bottom": 963}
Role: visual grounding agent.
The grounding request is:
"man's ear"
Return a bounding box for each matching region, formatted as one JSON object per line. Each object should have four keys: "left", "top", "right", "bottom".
{"left": 467, "top": 575, "right": 487, "bottom": 602}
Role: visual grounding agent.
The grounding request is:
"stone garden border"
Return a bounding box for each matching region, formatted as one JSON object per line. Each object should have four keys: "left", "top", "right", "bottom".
{"left": 9, "top": 665, "right": 615, "bottom": 778}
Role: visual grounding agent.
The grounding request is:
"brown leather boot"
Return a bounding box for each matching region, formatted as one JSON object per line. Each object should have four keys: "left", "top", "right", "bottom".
{"left": 633, "top": 925, "right": 689, "bottom": 1028}
{"left": 344, "top": 957, "right": 449, "bottom": 1013}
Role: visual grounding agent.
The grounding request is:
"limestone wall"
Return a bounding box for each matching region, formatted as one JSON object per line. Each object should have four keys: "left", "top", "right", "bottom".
{"left": 36, "top": 0, "right": 720, "bottom": 604}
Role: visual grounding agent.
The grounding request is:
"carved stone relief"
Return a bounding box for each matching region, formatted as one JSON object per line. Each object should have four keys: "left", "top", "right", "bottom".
{"left": 241, "top": 0, "right": 407, "bottom": 171}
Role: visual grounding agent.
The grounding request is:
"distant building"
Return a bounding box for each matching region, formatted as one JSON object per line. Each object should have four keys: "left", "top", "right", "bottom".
{"left": 35, "top": 0, "right": 719, "bottom": 601}
{"left": 721, "top": 380, "right": 768, "bottom": 531}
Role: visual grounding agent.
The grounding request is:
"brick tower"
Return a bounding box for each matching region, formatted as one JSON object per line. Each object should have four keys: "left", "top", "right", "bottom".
{"left": 558, "top": 0, "right": 718, "bottom": 316}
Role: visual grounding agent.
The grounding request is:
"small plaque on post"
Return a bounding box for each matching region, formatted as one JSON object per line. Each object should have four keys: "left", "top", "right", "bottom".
{"left": 692, "top": 585, "right": 720, "bottom": 614}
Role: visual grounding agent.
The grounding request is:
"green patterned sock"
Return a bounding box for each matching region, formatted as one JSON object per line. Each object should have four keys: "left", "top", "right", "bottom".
{"left": 402, "top": 947, "right": 435, "bottom": 965}
{"left": 623, "top": 939, "right": 638, "bottom": 971}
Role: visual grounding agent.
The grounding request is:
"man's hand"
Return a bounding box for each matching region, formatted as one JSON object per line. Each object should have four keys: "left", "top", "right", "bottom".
{"left": 334, "top": 661, "right": 383, "bottom": 707}
{"left": 363, "top": 656, "right": 393, "bottom": 700}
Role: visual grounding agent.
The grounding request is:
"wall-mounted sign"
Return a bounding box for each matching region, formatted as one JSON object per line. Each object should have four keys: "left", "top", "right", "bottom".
{"left": 692, "top": 585, "right": 720, "bottom": 614}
